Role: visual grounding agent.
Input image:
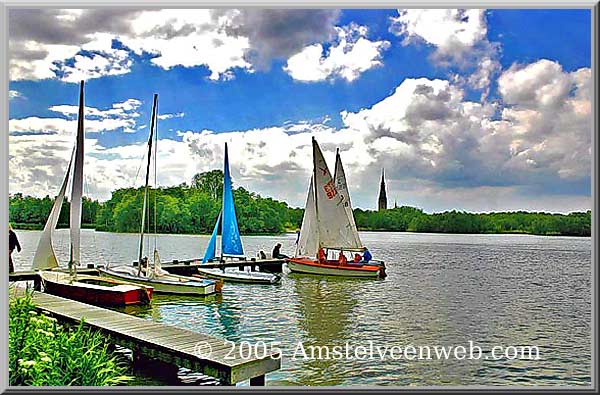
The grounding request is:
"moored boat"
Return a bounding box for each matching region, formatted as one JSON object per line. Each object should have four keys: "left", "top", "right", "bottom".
{"left": 193, "top": 268, "right": 280, "bottom": 284}
{"left": 287, "top": 257, "right": 381, "bottom": 278}
{"left": 95, "top": 94, "right": 220, "bottom": 296}
{"left": 31, "top": 81, "right": 153, "bottom": 306}
{"left": 98, "top": 264, "right": 219, "bottom": 295}
{"left": 198, "top": 143, "right": 281, "bottom": 285}
{"left": 287, "top": 138, "right": 386, "bottom": 279}
{"left": 40, "top": 271, "right": 153, "bottom": 306}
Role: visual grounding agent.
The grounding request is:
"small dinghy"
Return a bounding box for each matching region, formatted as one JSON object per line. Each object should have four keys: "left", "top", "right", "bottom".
{"left": 98, "top": 263, "right": 220, "bottom": 295}
{"left": 31, "top": 81, "right": 153, "bottom": 307}
{"left": 287, "top": 138, "right": 386, "bottom": 279}
{"left": 194, "top": 267, "right": 281, "bottom": 284}
{"left": 197, "top": 143, "right": 281, "bottom": 285}
{"left": 40, "top": 271, "right": 153, "bottom": 306}
{"left": 97, "top": 94, "right": 220, "bottom": 296}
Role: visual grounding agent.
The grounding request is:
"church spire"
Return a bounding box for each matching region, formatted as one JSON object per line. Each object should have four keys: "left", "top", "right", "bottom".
{"left": 378, "top": 168, "right": 387, "bottom": 211}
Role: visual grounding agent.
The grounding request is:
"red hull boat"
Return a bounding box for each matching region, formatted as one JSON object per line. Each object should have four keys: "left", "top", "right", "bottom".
{"left": 40, "top": 271, "right": 153, "bottom": 307}
{"left": 287, "top": 257, "right": 385, "bottom": 278}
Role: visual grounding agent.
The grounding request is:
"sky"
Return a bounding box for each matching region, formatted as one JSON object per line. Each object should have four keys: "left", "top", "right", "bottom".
{"left": 8, "top": 8, "right": 593, "bottom": 213}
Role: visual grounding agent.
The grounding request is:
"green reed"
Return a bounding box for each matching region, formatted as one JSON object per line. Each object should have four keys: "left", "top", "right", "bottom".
{"left": 9, "top": 290, "right": 133, "bottom": 386}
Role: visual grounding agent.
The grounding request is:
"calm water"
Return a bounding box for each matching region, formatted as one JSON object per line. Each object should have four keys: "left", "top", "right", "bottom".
{"left": 12, "top": 230, "right": 592, "bottom": 386}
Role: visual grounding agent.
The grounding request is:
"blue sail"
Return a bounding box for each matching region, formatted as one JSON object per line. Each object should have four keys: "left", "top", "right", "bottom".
{"left": 202, "top": 212, "right": 221, "bottom": 263}
{"left": 221, "top": 143, "right": 244, "bottom": 256}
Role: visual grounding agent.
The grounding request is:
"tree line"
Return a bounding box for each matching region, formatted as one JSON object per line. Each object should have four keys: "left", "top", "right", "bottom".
{"left": 9, "top": 170, "right": 591, "bottom": 237}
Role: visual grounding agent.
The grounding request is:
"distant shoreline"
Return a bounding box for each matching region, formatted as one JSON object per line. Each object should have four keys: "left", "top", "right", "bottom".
{"left": 9, "top": 188, "right": 591, "bottom": 237}
{"left": 11, "top": 223, "right": 591, "bottom": 238}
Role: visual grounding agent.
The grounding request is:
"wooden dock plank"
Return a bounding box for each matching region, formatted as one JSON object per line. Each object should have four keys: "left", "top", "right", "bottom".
{"left": 12, "top": 289, "right": 279, "bottom": 385}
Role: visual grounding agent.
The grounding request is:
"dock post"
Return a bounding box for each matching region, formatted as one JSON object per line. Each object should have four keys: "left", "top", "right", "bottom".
{"left": 249, "top": 375, "right": 265, "bottom": 386}
{"left": 33, "top": 275, "right": 42, "bottom": 291}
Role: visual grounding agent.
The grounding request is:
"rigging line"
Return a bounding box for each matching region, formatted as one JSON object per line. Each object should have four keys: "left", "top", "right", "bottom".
{"left": 154, "top": 99, "right": 158, "bottom": 252}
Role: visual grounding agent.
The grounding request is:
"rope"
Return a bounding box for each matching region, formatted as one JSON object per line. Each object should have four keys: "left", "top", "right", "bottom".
{"left": 154, "top": 100, "right": 158, "bottom": 252}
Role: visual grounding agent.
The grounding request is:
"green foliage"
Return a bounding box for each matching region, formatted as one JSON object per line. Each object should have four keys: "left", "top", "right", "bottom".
{"left": 9, "top": 193, "right": 100, "bottom": 228}
{"left": 9, "top": 291, "right": 132, "bottom": 386}
{"left": 191, "top": 170, "right": 223, "bottom": 200}
{"left": 355, "top": 206, "right": 591, "bottom": 236}
{"left": 8, "top": 171, "right": 591, "bottom": 237}
{"left": 92, "top": 170, "right": 302, "bottom": 234}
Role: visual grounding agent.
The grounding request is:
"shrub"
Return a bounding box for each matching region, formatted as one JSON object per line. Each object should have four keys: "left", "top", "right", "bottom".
{"left": 9, "top": 291, "right": 133, "bottom": 386}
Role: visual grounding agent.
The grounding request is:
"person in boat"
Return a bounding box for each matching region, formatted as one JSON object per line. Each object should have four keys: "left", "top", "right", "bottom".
{"left": 353, "top": 253, "right": 362, "bottom": 263}
{"left": 338, "top": 251, "right": 348, "bottom": 265}
{"left": 139, "top": 256, "right": 149, "bottom": 276}
{"left": 362, "top": 247, "right": 373, "bottom": 263}
{"left": 8, "top": 224, "right": 21, "bottom": 273}
{"left": 317, "top": 247, "right": 326, "bottom": 264}
{"left": 259, "top": 250, "right": 267, "bottom": 259}
{"left": 272, "top": 243, "right": 289, "bottom": 259}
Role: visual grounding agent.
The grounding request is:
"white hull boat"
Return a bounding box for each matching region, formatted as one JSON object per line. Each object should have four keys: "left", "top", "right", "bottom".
{"left": 98, "top": 265, "right": 220, "bottom": 295}
{"left": 195, "top": 267, "right": 280, "bottom": 284}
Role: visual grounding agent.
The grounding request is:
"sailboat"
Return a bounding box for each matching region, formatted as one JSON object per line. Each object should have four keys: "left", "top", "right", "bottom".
{"left": 33, "top": 81, "right": 154, "bottom": 306}
{"left": 333, "top": 148, "right": 385, "bottom": 269}
{"left": 287, "top": 137, "right": 386, "bottom": 278}
{"left": 97, "top": 94, "right": 220, "bottom": 295}
{"left": 196, "top": 143, "right": 281, "bottom": 285}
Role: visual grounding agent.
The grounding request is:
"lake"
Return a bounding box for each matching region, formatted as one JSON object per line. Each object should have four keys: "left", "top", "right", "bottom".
{"left": 11, "top": 229, "right": 592, "bottom": 386}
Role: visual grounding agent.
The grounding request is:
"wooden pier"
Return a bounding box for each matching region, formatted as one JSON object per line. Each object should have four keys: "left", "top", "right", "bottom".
{"left": 158, "top": 258, "right": 284, "bottom": 274}
{"left": 9, "top": 257, "right": 285, "bottom": 287}
{"left": 11, "top": 288, "right": 281, "bottom": 386}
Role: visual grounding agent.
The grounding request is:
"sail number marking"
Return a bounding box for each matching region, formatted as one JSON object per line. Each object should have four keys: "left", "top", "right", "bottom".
{"left": 323, "top": 180, "right": 338, "bottom": 199}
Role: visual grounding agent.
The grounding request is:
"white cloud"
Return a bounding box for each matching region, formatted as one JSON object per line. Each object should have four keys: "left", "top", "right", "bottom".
{"left": 10, "top": 41, "right": 81, "bottom": 81}
{"left": 9, "top": 90, "right": 23, "bottom": 100}
{"left": 8, "top": 9, "right": 362, "bottom": 83}
{"left": 9, "top": 60, "right": 592, "bottom": 212}
{"left": 390, "top": 9, "right": 501, "bottom": 98}
{"left": 122, "top": 10, "right": 252, "bottom": 80}
{"left": 11, "top": 9, "right": 341, "bottom": 83}
{"left": 284, "top": 24, "right": 390, "bottom": 82}
{"left": 11, "top": 97, "right": 143, "bottom": 136}
{"left": 158, "top": 112, "right": 185, "bottom": 120}
{"left": 495, "top": 60, "right": 592, "bottom": 181}
{"left": 498, "top": 59, "right": 573, "bottom": 108}
{"left": 391, "top": 9, "right": 486, "bottom": 53}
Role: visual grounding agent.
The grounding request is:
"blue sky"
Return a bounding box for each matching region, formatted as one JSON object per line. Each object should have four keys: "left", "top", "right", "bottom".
{"left": 8, "top": 9, "right": 592, "bottom": 212}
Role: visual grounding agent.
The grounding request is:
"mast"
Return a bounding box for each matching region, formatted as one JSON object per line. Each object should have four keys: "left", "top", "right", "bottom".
{"left": 69, "top": 80, "right": 85, "bottom": 280}
{"left": 138, "top": 93, "right": 158, "bottom": 275}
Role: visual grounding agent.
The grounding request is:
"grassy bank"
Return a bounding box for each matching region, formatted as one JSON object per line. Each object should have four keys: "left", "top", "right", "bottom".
{"left": 9, "top": 289, "right": 132, "bottom": 386}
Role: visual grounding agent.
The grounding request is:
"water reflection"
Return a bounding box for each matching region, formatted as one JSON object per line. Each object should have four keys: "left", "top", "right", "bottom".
{"left": 289, "top": 274, "right": 358, "bottom": 386}
{"left": 11, "top": 230, "right": 592, "bottom": 386}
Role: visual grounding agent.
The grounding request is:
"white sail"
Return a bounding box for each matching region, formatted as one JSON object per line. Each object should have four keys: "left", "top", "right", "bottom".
{"left": 296, "top": 176, "right": 319, "bottom": 258}
{"left": 333, "top": 150, "right": 363, "bottom": 250}
{"left": 31, "top": 148, "right": 75, "bottom": 270}
{"left": 69, "top": 82, "right": 85, "bottom": 268}
{"left": 311, "top": 138, "right": 356, "bottom": 250}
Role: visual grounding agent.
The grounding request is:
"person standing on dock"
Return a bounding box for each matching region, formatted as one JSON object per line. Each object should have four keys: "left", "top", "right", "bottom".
{"left": 272, "top": 243, "right": 289, "bottom": 259}
{"left": 8, "top": 224, "right": 21, "bottom": 273}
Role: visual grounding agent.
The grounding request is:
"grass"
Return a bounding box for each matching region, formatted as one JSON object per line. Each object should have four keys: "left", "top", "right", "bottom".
{"left": 9, "top": 289, "right": 133, "bottom": 386}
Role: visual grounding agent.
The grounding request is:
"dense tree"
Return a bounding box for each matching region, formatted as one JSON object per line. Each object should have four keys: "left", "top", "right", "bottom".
{"left": 8, "top": 191, "right": 591, "bottom": 237}
{"left": 191, "top": 170, "right": 223, "bottom": 200}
